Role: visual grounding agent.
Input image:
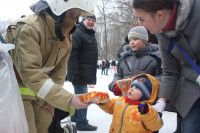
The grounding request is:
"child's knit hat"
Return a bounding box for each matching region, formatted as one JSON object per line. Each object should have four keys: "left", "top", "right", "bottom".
{"left": 131, "top": 76, "right": 152, "bottom": 101}
{"left": 128, "top": 26, "right": 148, "bottom": 42}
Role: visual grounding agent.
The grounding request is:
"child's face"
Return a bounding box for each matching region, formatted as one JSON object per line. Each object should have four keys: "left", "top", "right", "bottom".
{"left": 127, "top": 86, "right": 142, "bottom": 100}
{"left": 129, "top": 38, "right": 146, "bottom": 51}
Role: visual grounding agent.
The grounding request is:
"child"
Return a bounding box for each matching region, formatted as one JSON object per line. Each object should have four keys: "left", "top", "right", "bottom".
{"left": 97, "top": 74, "right": 163, "bottom": 133}
{"left": 109, "top": 26, "right": 161, "bottom": 96}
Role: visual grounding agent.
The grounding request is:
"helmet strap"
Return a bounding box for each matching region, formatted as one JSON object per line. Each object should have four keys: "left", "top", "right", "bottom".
{"left": 55, "top": 20, "right": 65, "bottom": 41}
{"left": 46, "top": 8, "right": 66, "bottom": 41}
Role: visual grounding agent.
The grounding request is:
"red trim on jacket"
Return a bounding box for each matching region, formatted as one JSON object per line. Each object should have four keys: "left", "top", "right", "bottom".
{"left": 162, "top": 2, "right": 178, "bottom": 32}
{"left": 14, "top": 66, "right": 21, "bottom": 80}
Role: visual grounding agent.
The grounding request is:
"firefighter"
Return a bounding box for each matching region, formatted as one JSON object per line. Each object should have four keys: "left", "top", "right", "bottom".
{"left": 3, "top": 0, "right": 94, "bottom": 132}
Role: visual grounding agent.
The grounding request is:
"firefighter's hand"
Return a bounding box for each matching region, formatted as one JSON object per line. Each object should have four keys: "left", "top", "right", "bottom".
{"left": 69, "top": 94, "right": 91, "bottom": 109}
{"left": 40, "top": 105, "right": 55, "bottom": 117}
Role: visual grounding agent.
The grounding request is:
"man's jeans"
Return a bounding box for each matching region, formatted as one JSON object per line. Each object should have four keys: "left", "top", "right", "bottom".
{"left": 71, "top": 84, "right": 88, "bottom": 128}
{"left": 106, "top": 68, "right": 109, "bottom": 75}
{"left": 182, "top": 98, "right": 200, "bottom": 133}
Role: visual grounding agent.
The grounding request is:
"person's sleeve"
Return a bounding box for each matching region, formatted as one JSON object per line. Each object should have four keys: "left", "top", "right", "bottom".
{"left": 97, "top": 98, "right": 117, "bottom": 114}
{"left": 108, "top": 65, "right": 123, "bottom": 92}
{"left": 67, "top": 31, "right": 81, "bottom": 83}
{"left": 139, "top": 105, "right": 163, "bottom": 131}
{"left": 158, "top": 36, "right": 180, "bottom": 100}
{"left": 153, "top": 58, "right": 161, "bottom": 81}
{"left": 9, "top": 24, "right": 73, "bottom": 111}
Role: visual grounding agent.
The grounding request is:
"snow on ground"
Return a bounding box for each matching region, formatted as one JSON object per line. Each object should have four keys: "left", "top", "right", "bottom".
{"left": 63, "top": 69, "right": 177, "bottom": 133}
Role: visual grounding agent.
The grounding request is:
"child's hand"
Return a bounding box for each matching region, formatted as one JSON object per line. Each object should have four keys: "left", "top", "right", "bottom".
{"left": 80, "top": 91, "right": 109, "bottom": 104}
{"left": 114, "top": 78, "right": 132, "bottom": 96}
{"left": 113, "top": 85, "right": 122, "bottom": 96}
{"left": 138, "top": 103, "right": 149, "bottom": 115}
{"left": 115, "top": 78, "right": 132, "bottom": 90}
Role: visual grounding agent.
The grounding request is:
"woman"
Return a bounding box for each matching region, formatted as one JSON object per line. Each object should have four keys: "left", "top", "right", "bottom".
{"left": 132, "top": 0, "right": 200, "bottom": 132}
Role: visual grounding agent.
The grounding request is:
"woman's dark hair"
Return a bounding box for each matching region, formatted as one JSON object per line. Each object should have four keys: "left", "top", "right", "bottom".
{"left": 132, "top": 0, "right": 175, "bottom": 13}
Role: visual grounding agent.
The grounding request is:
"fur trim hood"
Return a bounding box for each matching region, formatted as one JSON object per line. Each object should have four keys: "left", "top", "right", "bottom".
{"left": 164, "top": 0, "right": 195, "bottom": 37}
{"left": 131, "top": 73, "right": 160, "bottom": 104}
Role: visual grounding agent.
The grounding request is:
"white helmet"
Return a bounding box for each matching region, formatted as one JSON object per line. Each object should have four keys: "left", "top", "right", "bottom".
{"left": 45, "top": 0, "right": 94, "bottom": 16}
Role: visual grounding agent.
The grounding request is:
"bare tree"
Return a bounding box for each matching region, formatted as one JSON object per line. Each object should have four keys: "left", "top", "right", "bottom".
{"left": 95, "top": 0, "right": 111, "bottom": 59}
{"left": 94, "top": 0, "right": 138, "bottom": 60}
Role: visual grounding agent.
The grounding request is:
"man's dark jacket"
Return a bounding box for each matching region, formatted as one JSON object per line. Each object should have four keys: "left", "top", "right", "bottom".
{"left": 67, "top": 22, "right": 98, "bottom": 84}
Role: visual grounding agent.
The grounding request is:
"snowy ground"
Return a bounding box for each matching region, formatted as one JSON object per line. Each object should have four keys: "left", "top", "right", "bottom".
{"left": 63, "top": 69, "right": 177, "bottom": 133}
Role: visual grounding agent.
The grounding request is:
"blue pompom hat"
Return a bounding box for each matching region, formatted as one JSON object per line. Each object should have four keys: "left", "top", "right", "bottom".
{"left": 131, "top": 76, "right": 152, "bottom": 101}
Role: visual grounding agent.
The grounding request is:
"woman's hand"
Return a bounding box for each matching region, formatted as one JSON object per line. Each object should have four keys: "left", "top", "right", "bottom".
{"left": 152, "top": 98, "right": 167, "bottom": 113}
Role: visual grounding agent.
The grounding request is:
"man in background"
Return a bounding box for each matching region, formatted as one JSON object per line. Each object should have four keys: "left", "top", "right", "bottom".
{"left": 67, "top": 15, "right": 98, "bottom": 131}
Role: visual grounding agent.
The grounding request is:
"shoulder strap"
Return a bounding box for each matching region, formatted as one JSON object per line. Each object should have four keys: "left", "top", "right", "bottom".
{"left": 167, "top": 38, "right": 200, "bottom": 85}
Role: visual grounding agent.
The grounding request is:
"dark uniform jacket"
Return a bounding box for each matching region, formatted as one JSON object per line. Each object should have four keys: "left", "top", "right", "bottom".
{"left": 67, "top": 22, "right": 98, "bottom": 84}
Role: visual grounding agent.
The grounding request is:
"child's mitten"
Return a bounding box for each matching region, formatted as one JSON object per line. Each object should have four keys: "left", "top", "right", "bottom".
{"left": 138, "top": 103, "right": 149, "bottom": 115}
{"left": 114, "top": 78, "right": 132, "bottom": 96}
{"left": 152, "top": 99, "right": 166, "bottom": 113}
{"left": 113, "top": 85, "right": 122, "bottom": 96}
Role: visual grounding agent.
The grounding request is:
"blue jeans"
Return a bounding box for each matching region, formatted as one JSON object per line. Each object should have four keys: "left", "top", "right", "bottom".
{"left": 182, "top": 98, "right": 200, "bottom": 133}
{"left": 106, "top": 68, "right": 109, "bottom": 75}
{"left": 71, "top": 84, "right": 88, "bottom": 128}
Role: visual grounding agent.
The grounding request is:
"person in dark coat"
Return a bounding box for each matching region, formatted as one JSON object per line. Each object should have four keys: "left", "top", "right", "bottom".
{"left": 111, "top": 59, "right": 116, "bottom": 67}
{"left": 67, "top": 14, "right": 98, "bottom": 131}
{"left": 105, "top": 59, "right": 110, "bottom": 75}
{"left": 101, "top": 59, "right": 106, "bottom": 75}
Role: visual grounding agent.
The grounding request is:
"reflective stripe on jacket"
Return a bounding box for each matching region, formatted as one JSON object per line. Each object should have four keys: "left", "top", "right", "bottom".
{"left": 20, "top": 87, "right": 36, "bottom": 97}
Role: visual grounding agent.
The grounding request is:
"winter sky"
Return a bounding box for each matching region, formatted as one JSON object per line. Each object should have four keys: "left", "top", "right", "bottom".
{"left": 0, "top": 0, "right": 99, "bottom": 21}
{"left": 0, "top": 0, "right": 37, "bottom": 20}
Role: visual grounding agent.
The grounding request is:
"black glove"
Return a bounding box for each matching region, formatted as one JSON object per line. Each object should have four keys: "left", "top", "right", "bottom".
{"left": 48, "top": 108, "right": 70, "bottom": 133}
{"left": 138, "top": 103, "right": 149, "bottom": 115}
